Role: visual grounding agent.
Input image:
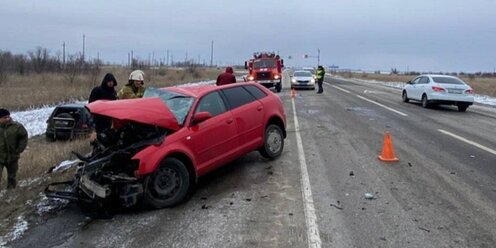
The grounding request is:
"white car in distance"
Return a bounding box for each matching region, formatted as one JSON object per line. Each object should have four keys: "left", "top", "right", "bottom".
{"left": 291, "top": 70, "right": 316, "bottom": 90}
{"left": 402, "top": 74, "right": 474, "bottom": 112}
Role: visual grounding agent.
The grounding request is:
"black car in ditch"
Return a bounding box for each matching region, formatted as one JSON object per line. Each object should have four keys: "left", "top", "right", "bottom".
{"left": 46, "top": 103, "right": 93, "bottom": 141}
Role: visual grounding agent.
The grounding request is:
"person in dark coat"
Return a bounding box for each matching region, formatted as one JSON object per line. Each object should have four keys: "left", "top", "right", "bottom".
{"left": 216, "top": 66, "right": 236, "bottom": 86}
{"left": 0, "top": 109, "right": 28, "bottom": 189}
{"left": 89, "top": 73, "right": 118, "bottom": 133}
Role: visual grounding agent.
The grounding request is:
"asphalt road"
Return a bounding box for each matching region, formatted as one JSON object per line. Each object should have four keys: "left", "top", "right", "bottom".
{"left": 11, "top": 72, "right": 496, "bottom": 248}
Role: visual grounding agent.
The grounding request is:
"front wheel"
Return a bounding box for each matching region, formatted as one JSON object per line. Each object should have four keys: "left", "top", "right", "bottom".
{"left": 275, "top": 82, "right": 282, "bottom": 92}
{"left": 259, "top": 124, "right": 284, "bottom": 159}
{"left": 143, "top": 157, "right": 190, "bottom": 209}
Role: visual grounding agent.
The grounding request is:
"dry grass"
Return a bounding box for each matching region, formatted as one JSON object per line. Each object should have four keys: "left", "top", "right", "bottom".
{"left": 1, "top": 67, "right": 222, "bottom": 111}
{"left": 335, "top": 72, "right": 496, "bottom": 97}
{"left": 0, "top": 137, "right": 91, "bottom": 239}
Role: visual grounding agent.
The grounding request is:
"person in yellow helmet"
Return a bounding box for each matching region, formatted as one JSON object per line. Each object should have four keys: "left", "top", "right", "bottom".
{"left": 118, "top": 70, "right": 146, "bottom": 99}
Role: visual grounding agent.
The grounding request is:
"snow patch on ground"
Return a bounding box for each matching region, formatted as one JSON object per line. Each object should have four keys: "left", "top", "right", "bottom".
{"left": 36, "top": 193, "right": 69, "bottom": 216}
{"left": 0, "top": 216, "right": 28, "bottom": 247}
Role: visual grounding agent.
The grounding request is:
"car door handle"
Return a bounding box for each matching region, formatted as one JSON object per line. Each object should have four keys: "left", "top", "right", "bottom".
{"left": 226, "top": 119, "right": 233, "bottom": 124}
{"left": 257, "top": 106, "right": 263, "bottom": 111}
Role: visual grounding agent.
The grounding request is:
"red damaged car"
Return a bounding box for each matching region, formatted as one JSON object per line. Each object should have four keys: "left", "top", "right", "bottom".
{"left": 46, "top": 82, "right": 286, "bottom": 210}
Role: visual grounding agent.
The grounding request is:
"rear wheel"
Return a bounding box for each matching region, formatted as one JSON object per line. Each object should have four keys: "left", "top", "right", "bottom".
{"left": 143, "top": 158, "right": 190, "bottom": 209}
{"left": 402, "top": 91, "right": 409, "bottom": 103}
{"left": 457, "top": 104, "right": 469, "bottom": 112}
{"left": 259, "top": 124, "right": 284, "bottom": 159}
{"left": 421, "top": 94, "right": 430, "bottom": 108}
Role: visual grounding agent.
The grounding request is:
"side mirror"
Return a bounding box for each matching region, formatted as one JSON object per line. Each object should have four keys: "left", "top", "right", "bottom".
{"left": 193, "top": 111, "right": 212, "bottom": 124}
{"left": 244, "top": 61, "right": 248, "bottom": 70}
{"left": 406, "top": 80, "right": 412, "bottom": 84}
{"left": 281, "top": 59, "right": 284, "bottom": 67}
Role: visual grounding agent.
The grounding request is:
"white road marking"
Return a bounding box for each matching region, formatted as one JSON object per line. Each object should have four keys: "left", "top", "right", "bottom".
{"left": 291, "top": 98, "right": 322, "bottom": 248}
{"left": 328, "top": 84, "right": 407, "bottom": 117}
{"left": 330, "top": 85, "right": 350, "bottom": 93}
{"left": 438, "top": 129, "right": 496, "bottom": 156}
{"left": 355, "top": 95, "right": 408, "bottom": 117}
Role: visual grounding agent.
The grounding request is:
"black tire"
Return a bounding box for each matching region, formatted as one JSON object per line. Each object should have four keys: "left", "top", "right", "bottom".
{"left": 421, "top": 94, "right": 430, "bottom": 108}
{"left": 259, "top": 124, "right": 284, "bottom": 159}
{"left": 457, "top": 104, "right": 469, "bottom": 112}
{"left": 402, "top": 91, "right": 409, "bottom": 103}
{"left": 143, "top": 157, "right": 190, "bottom": 209}
{"left": 275, "top": 82, "right": 282, "bottom": 92}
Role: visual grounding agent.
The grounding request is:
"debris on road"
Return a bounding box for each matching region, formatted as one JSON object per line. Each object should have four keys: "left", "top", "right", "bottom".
{"left": 245, "top": 198, "right": 252, "bottom": 202}
{"left": 364, "top": 193, "right": 375, "bottom": 200}
{"left": 330, "top": 203, "right": 343, "bottom": 210}
{"left": 349, "top": 171, "right": 354, "bottom": 177}
{"left": 408, "top": 162, "right": 413, "bottom": 167}
{"left": 200, "top": 197, "right": 208, "bottom": 200}
{"left": 470, "top": 155, "right": 475, "bottom": 158}
{"left": 419, "top": 227, "right": 431, "bottom": 233}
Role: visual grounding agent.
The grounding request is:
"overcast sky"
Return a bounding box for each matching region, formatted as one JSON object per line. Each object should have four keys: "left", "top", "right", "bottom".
{"left": 1, "top": 0, "right": 495, "bottom": 72}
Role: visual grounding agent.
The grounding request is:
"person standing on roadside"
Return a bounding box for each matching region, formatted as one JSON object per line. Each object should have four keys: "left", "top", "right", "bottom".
{"left": 216, "top": 66, "right": 236, "bottom": 86}
{"left": 89, "top": 73, "right": 118, "bottom": 133}
{"left": 316, "top": 65, "right": 325, "bottom": 94}
{"left": 118, "top": 70, "right": 146, "bottom": 99}
{"left": 0, "top": 109, "right": 28, "bottom": 190}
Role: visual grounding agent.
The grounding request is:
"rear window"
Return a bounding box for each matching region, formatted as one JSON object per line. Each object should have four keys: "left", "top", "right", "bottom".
{"left": 432, "top": 77, "right": 465, "bottom": 85}
{"left": 243, "top": 85, "right": 267, "bottom": 100}
{"left": 222, "top": 86, "right": 257, "bottom": 109}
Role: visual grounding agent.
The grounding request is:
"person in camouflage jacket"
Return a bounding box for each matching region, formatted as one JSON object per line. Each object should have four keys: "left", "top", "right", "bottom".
{"left": 0, "top": 109, "right": 28, "bottom": 189}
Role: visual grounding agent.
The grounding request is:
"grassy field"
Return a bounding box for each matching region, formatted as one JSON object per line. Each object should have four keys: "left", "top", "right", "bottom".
{"left": 335, "top": 72, "right": 496, "bottom": 97}
{"left": 1, "top": 67, "right": 222, "bottom": 111}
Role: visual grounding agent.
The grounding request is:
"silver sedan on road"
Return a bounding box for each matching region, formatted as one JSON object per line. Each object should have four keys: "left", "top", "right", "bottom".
{"left": 402, "top": 74, "right": 475, "bottom": 112}
{"left": 290, "top": 70, "right": 316, "bottom": 90}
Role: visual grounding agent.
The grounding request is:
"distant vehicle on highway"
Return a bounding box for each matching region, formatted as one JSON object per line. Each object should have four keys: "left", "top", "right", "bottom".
{"left": 402, "top": 74, "right": 474, "bottom": 112}
{"left": 301, "top": 67, "right": 316, "bottom": 79}
{"left": 45, "top": 103, "right": 93, "bottom": 141}
{"left": 291, "top": 70, "right": 316, "bottom": 90}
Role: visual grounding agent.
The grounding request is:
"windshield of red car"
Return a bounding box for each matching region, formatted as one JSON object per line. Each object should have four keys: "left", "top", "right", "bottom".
{"left": 144, "top": 87, "right": 195, "bottom": 125}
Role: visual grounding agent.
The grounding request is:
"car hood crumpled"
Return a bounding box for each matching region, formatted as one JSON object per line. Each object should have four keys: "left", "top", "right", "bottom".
{"left": 86, "top": 98, "right": 180, "bottom": 131}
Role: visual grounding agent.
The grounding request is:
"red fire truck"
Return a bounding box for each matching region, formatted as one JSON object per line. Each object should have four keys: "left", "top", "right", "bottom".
{"left": 244, "top": 52, "right": 284, "bottom": 92}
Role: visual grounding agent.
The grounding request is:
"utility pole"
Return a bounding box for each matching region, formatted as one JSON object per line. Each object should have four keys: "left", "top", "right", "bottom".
{"left": 210, "top": 40, "right": 214, "bottom": 67}
{"left": 127, "top": 53, "right": 130, "bottom": 67}
{"left": 62, "top": 42, "right": 65, "bottom": 68}
{"left": 82, "top": 34, "right": 85, "bottom": 61}
{"left": 166, "top": 49, "right": 169, "bottom": 66}
{"left": 317, "top": 48, "right": 320, "bottom": 66}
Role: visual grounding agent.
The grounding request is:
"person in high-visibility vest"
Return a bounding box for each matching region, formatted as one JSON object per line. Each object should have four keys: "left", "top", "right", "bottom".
{"left": 316, "top": 65, "right": 325, "bottom": 94}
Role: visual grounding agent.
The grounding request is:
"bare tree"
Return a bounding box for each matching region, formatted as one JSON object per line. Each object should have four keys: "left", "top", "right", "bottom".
{"left": 64, "top": 54, "right": 84, "bottom": 84}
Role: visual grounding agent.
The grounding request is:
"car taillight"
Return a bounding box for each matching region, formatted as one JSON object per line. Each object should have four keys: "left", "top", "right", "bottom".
{"left": 465, "top": 89, "right": 474, "bottom": 94}
{"left": 432, "top": 86, "right": 445, "bottom": 92}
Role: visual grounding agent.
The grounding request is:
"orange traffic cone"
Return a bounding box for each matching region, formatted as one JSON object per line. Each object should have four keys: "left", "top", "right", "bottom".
{"left": 378, "top": 131, "right": 399, "bottom": 162}
{"left": 291, "top": 88, "right": 296, "bottom": 98}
